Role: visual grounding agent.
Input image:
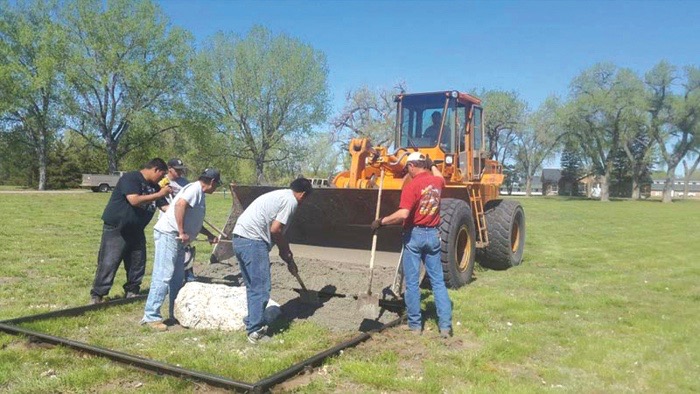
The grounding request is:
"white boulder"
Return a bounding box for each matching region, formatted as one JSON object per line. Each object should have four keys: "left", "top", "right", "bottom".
{"left": 174, "top": 282, "right": 281, "bottom": 331}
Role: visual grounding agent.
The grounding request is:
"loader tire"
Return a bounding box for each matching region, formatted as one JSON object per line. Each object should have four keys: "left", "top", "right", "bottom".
{"left": 476, "top": 199, "right": 525, "bottom": 270}
{"left": 436, "top": 198, "right": 476, "bottom": 289}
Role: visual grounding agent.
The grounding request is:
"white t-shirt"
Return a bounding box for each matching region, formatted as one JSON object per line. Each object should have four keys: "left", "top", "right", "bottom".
{"left": 158, "top": 176, "right": 188, "bottom": 218}
{"left": 233, "top": 189, "right": 297, "bottom": 249}
{"left": 154, "top": 181, "right": 206, "bottom": 240}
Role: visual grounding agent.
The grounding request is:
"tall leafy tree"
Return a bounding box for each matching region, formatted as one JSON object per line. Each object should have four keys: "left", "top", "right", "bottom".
{"left": 645, "top": 61, "right": 699, "bottom": 203}
{"left": 61, "top": 0, "right": 191, "bottom": 173}
{"left": 561, "top": 63, "right": 646, "bottom": 201}
{"left": 479, "top": 89, "right": 527, "bottom": 161}
{"left": 515, "top": 96, "right": 564, "bottom": 196}
{"left": 188, "top": 26, "right": 329, "bottom": 184}
{"left": 621, "top": 128, "right": 655, "bottom": 199}
{"left": 332, "top": 83, "right": 405, "bottom": 147}
{"left": 0, "top": 0, "right": 66, "bottom": 190}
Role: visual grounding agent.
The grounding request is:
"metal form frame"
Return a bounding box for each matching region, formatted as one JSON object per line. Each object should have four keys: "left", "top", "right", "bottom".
{"left": 0, "top": 297, "right": 402, "bottom": 393}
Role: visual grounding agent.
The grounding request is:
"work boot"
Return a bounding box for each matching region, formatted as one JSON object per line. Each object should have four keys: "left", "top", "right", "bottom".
{"left": 144, "top": 321, "right": 168, "bottom": 332}
{"left": 439, "top": 328, "right": 452, "bottom": 338}
{"left": 247, "top": 327, "right": 270, "bottom": 344}
{"left": 90, "top": 295, "right": 103, "bottom": 305}
{"left": 125, "top": 291, "right": 139, "bottom": 298}
{"left": 402, "top": 325, "right": 422, "bottom": 335}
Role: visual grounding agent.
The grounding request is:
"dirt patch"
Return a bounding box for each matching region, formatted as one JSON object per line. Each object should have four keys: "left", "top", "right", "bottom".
{"left": 193, "top": 253, "right": 401, "bottom": 333}
{"left": 0, "top": 277, "right": 19, "bottom": 286}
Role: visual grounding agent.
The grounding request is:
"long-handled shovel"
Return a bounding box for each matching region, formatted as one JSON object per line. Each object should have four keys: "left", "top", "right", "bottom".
{"left": 357, "top": 167, "right": 385, "bottom": 317}
{"left": 203, "top": 219, "right": 228, "bottom": 239}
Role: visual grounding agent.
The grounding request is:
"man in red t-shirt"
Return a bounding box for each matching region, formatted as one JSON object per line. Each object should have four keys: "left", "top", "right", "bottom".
{"left": 371, "top": 152, "right": 453, "bottom": 338}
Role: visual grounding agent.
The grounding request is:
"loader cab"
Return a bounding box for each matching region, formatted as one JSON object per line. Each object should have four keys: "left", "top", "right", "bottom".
{"left": 395, "top": 91, "right": 486, "bottom": 180}
{"left": 395, "top": 92, "right": 456, "bottom": 151}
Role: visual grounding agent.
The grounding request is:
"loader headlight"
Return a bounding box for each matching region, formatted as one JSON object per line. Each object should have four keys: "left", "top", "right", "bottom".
{"left": 451, "top": 90, "right": 459, "bottom": 98}
{"left": 445, "top": 155, "right": 454, "bottom": 165}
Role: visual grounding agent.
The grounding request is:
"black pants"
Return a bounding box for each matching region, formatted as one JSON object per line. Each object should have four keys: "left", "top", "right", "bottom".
{"left": 90, "top": 223, "right": 147, "bottom": 297}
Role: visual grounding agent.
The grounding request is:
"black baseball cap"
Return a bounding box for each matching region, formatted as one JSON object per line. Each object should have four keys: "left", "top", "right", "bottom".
{"left": 200, "top": 168, "right": 221, "bottom": 183}
{"left": 167, "top": 158, "right": 186, "bottom": 169}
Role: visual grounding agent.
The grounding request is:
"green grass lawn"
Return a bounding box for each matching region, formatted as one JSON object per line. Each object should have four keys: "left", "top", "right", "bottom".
{"left": 1, "top": 193, "right": 698, "bottom": 392}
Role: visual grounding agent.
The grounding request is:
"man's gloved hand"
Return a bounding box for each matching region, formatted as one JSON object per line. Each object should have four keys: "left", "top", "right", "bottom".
{"left": 370, "top": 218, "right": 383, "bottom": 233}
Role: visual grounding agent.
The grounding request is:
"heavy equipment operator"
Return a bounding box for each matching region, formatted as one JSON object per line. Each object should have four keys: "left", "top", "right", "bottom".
{"left": 370, "top": 152, "right": 453, "bottom": 338}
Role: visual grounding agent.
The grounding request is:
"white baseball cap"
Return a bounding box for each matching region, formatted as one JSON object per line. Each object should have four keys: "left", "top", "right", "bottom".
{"left": 406, "top": 152, "right": 426, "bottom": 163}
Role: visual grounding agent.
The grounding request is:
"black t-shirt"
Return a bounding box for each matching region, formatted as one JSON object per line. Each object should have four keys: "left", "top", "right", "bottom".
{"left": 101, "top": 171, "right": 166, "bottom": 230}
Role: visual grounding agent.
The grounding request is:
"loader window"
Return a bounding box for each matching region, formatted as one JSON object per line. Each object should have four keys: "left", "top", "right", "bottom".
{"left": 473, "top": 107, "right": 483, "bottom": 151}
{"left": 396, "top": 94, "right": 455, "bottom": 151}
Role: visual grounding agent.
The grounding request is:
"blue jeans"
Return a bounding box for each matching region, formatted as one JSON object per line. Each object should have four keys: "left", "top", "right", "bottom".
{"left": 142, "top": 230, "right": 185, "bottom": 323}
{"left": 402, "top": 227, "right": 452, "bottom": 331}
{"left": 233, "top": 236, "right": 271, "bottom": 335}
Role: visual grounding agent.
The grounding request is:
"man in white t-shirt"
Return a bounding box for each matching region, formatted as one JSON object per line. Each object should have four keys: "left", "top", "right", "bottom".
{"left": 140, "top": 168, "right": 221, "bottom": 331}
{"left": 233, "top": 177, "right": 313, "bottom": 344}
{"left": 161, "top": 158, "right": 197, "bottom": 282}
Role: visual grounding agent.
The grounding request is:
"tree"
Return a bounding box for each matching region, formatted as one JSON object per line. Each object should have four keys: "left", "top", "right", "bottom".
{"left": 645, "top": 61, "right": 700, "bottom": 203}
{"left": 561, "top": 63, "right": 646, "bottom": 201}
{"left": 188, "top": 26, "right": 329, "bottom": 184}
{"left": 0, "top": 125, "right": 36, "bottom": 186}
{"left": 621, "top": 128, "right": 655, "bottom": 199}
{"left": 62, "top": 0, "right": 192, "bottom": 173}
{"left": 300, "top": 132, "right": 340, "bottom": 178}
{"left": 515, "top": 96, "right": 564, "bottom": 196}
{"left": 559, "top": 141, "right": 584, "bottom": 196}
{"left": 479, "top": 90, "right": 527, "bottom": 161}
{"left": 681, "top": 148, "right": 700, "bottom": 198}
{"left": 0, "top": 0, "right": 66, "bottom": 190}
{"left": 501, "top": 164, "right": 520, "bottom": 195}
{"left": 332, "top": 83, "right": 404, "bottom": 147}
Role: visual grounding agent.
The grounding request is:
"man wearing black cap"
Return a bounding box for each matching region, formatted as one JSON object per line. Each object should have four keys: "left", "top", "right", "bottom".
{"left": 232, "top": 177, "right": 313, "bottom": 344}
{"left": 141, "top": 168, "right": 221, "bottom": 331}
{"left": 164, "top": 158, "right": 188, "bottom": 199}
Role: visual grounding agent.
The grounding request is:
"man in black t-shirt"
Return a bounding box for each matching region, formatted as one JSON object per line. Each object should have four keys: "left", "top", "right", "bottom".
{"left": 90, "top": 158, "right": 171, "bottom": 304}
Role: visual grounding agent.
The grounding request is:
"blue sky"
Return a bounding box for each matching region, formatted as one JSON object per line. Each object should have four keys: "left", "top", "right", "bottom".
{"left": 158, "top": 0, "right": 700, "bottom": 116}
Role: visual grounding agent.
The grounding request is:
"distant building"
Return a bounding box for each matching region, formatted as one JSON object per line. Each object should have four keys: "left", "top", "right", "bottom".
{"left": 650, "top": 178, "right": 700, "bottom": 198}
{"left": 542, "top": 168, "right": 561, "bottom": 195}
{"left": 500, "top": 176, "right": 543, "bottom": 196}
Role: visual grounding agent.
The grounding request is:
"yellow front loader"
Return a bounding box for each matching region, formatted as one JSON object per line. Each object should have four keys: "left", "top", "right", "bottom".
{"left": 217, "top": 90, "right": 525, "bottom": 288}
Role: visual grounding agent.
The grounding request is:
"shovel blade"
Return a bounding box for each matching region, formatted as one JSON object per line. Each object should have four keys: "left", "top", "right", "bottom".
{"left": 356, "top": 293, "right": 381, "bottom": 319}
{"left": 297, "top": 291, "right": 321, "bottom": 305}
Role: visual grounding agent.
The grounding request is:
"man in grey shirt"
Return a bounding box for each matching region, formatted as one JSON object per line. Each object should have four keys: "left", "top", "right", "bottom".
{"left": 233, "top": 178, "right": 313, "bottom": 344}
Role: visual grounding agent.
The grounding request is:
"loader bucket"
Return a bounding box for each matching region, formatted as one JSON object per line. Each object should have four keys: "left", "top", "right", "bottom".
{"left": 233, "top": 186, "right": 404, "bottom": 250}
{"left": 210, "top": 184, "right": 471, "bottom": 265}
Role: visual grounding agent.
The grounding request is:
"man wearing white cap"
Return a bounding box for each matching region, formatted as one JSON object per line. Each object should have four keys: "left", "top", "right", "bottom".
{"left": 370, "top": 152, "right": 453, "bottom": 338}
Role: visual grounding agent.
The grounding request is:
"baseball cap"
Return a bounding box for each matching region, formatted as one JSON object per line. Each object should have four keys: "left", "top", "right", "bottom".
{"left": 406, "top": 152, "right": 426, "bottom": 163}
{"left": 200, "top": 168, "right": 221, "bottom": 183}
{"left": 167, "top": 158, "right": 186, "bottom": 169}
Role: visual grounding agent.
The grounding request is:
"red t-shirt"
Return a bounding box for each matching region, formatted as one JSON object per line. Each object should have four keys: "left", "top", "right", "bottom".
{"left": 399, "top": 171, "right": 445, "bottom": 229}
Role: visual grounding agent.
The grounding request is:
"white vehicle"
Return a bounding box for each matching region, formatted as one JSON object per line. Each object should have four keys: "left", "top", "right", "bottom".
{"left": 310, "top": 178, "right": 330, "bottom": 188}
{"left": 80, "top": 172, "right": 126, "bottom": 192}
